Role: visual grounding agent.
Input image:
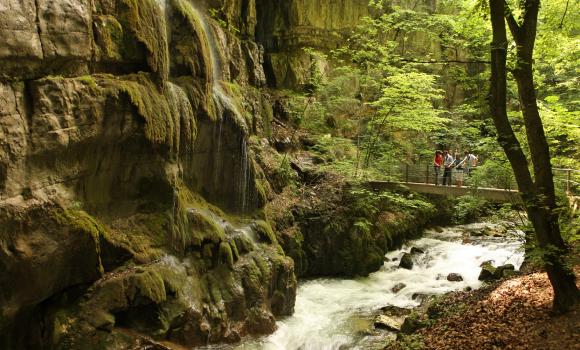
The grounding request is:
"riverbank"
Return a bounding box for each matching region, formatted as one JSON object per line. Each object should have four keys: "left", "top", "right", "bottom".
{"left": 390, "top": 267, "right": 580, "bottom": 350}
{"left": 226, "top": 222, "right": 524, "bottom": 349}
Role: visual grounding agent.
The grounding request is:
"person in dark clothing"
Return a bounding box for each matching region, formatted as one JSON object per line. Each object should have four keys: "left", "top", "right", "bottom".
{"left": 442, "top": 150, "right": 454, "bottom": 186}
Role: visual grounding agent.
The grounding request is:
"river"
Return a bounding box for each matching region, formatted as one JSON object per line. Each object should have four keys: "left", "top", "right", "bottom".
{"left": 207, "top": 222, "right": 525, "bottom": 350}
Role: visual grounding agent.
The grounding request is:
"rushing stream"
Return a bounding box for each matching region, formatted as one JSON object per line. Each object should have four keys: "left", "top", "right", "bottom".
{"left": 206, "top": 223, "right": 524, "bottom": 350}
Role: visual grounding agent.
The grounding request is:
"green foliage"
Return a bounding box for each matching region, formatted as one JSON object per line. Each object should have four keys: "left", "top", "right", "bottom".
{"left": 451, "top": 195, "right": 489, "bottom": 224}
{"left": 394, "top": 334, "right": 425, "bottom": 350}
{"left": 348, "top": 187, "right": 434, "bottom": 218}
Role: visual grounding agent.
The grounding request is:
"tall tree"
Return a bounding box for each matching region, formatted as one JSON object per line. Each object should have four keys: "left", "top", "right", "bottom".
{"left": 488, "top": 0, "right": 579, "bottom": 312}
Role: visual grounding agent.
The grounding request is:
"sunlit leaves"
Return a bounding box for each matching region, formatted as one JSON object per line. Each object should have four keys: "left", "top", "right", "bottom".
{"left": 371, "top": 72, "right": 449, "bottom": 132}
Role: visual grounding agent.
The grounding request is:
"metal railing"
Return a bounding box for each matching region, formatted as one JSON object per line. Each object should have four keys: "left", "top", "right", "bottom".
{"left": 385, "top": 163, "right": 579, "bottom": 196}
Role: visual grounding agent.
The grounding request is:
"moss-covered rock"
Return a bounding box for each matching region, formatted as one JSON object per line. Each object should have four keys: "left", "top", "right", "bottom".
{"left": 115, "top": 0, "right": 169, "bottom": 84}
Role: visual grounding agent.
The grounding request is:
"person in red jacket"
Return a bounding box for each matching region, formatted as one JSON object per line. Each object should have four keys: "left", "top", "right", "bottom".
{"left": 433, "top": 150, "right": 443, "bottom": 185}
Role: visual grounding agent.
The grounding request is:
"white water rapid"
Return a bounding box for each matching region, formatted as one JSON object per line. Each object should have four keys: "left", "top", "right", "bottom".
{"left": 214, "top": 222, "right": 524, "bottom": 350}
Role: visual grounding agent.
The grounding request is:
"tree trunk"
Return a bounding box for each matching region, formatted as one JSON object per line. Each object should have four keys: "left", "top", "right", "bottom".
{"left": 489, "top": 0, "right": 579, "bottom": 313}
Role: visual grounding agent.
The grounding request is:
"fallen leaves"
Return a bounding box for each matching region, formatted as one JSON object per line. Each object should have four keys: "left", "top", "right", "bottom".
{"left": 416, "top": 269, "right": 580, "bottom": 350}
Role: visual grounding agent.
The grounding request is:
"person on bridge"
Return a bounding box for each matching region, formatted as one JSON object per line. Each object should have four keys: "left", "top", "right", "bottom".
{"left": 442, "top": 150, "right": 454, "bottom": 186}
{"left": 461, "top": 151, "right": 478, "bottom": 176}
{"left": 453, "top": 153, "right": 464, "bottom": 187}
{"left": 433, "top": 150, "right": 443, "bottom": 185}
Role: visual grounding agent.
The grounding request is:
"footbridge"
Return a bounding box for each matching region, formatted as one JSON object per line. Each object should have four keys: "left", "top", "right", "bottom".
{"left": 367, "top": 181, "right": 520, "bottom": 202}
{"left": 365, "top": 164, "right": 579, "bottom": 204}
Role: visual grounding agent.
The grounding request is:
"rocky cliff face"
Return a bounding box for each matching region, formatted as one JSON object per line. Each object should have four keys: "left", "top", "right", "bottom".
{"left": 0, "top": 1, "right": 296, "bottom": 348}
{"left": 0, "top": 0, "right": 452, "bottom": 348}
{"left": 256, "top": 0, "right": 369, "bottom": 88}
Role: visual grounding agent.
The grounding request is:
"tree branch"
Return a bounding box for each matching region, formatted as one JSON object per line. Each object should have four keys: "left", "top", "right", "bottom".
{"left": 503, "top": 2, "right": 522, "bottom": 41}
{"left": 401, "top": 59, "right": 491, "bottom": 64}
{"left": 559, "top": 0, "right": 570, "bottom": 29}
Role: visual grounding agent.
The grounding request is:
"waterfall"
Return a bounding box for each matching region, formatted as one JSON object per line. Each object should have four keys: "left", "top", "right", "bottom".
{"left": 187, "top": 1, "right": 252, "bottom": 214}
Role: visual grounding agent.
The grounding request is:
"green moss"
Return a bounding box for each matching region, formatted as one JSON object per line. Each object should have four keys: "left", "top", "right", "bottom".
{"left": 203, "top": 243, "right": 214, "bottom": 260}
{"left": 229, "top": 241, "right": 240, "bottom": 261}
{"left": 169, "top": 184, "right": 227, "bottom": 252}
{"left": 93, "top": 15, "right": 124, "bottom": 61}
{"left": 78, "top": 75, "right": 98, "bottom": 90}
{"left": 127, "top": 269, "right": 167, "bottom": 304}
{"left": 253, "top": 220, "right": 278, "bottom": 245}
{"left": 51, "top": 208, "right": 106, "bottom": 274}
{"left": 104, "top": 73, "right": 173, "bottom": 145}
{"left": 219, "top": 242, "right": 235, "bottom": 269}
{"left": 254, "top": 178, "right": 268, "bottom": 206}
{"left": 118, "top": 0, "right": 169, "bottom": 84}
{"left": 167, "top": 82, "right": 197, "bottom": 153}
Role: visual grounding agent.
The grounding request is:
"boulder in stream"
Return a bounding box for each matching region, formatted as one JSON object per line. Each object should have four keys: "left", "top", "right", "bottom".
{"left": 399, "top": 253, "right": 414, "bottom": 270}
{"left": 494, "top": 264, "right": 516, "bottom": 279}
{"left": 478, "top": 262, "right": 497, "bottom": 281}
{"left": 410, "top": 247, "right": 425, "bottom": 254}
{"left": 447, "top": 273, "right": 464, "bottom": 282}
{"left": 391, "top": 283, "right": 407, "bottom": 293}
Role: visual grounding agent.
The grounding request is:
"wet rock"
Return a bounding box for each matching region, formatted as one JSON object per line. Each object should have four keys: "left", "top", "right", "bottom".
{"left": 483, "top": 225, "right": 508, "bottom": 237}
{"left": 411, "top": 293, "right": 435, "bottom": 304}
{"left": 433, "top": 226, "right": 444, "bottom": 233}
{"left": 447, "top": 273, "right": 464, "bottom": 282}
{"left": 374, "top": 315, "right": 403, "bottom": 332}
{"left": 480, "top": 260, "right": 495, "bottom": 267}
{"left": 410, "top": 247, "right": 425, "bottom": 254}
{"left": 380, "top": 306, "right": 412, "bottom": 317}
{"left": 494, "top": 264, "right": 516, "bottom": 279}
{"left": 274, "top": 136, "right": 293, "bottom": 152}
{"left": 399, "top": 253, "right": 414, "bottom": 270}
{"left": 470, "top": 229, "right": 485, "bottom": 237}
{"left": 478, "top": 262, "right": 497, "bottom": 281}
{"left": 391, "top": 283, "right": 406, "bottom": 293}
{"left": 464, "top": 286, "right": 473, "bottom": 291}
{"left": 400, "top": 315, "right": 424, "bottom": 334}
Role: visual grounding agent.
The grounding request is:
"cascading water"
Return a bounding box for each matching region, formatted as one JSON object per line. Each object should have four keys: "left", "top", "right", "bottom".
{"left": 188, "top": 1, "right": 252, "bottom": 214}
{"left": 219, "top": 223, "right": 525, "bottom": 350}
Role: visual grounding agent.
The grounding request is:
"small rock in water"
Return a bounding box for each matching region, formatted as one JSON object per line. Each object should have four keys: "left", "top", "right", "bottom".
{"left": 464, "top": 286, "right": 472, "bottom": 291}
{"left": 391, "top": 257, "right": 398, "bottom": 262}
{"left": 410, "top": 247, "right": 425, "bottom": 254}
{"left": 447, "top": 273, "right": 464, "bottom": 282}
{"left": 391, "top": 283, "right": 406, "bottom": 293}
{"left": 433, "top": 226, "right": 444, "bottom": 233}
{"left": 374, "top": 315, "right": 403, "bottom": 332}
{"left": 399, "top": 253, "right": 414, "bottom": 270}
{"left": 411, "top": 293, "right": 433, "bottom": 303}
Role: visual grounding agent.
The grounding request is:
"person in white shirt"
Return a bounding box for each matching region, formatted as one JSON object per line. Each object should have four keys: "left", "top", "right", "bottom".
{"left": 458, "top": 151, "right": 478, "bottom": 176}
{"left": 442, "top": 150, "right": 454, "bottom": 186}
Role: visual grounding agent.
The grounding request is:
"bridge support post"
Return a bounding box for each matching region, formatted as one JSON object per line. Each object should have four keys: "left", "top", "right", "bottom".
{"left": 425, "top": 164, "right": 429, "bottom": 184}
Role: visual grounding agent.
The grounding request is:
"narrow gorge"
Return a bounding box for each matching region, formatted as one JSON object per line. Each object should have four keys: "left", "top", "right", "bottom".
{"left": 2, "top": 0, "right": 576, "bottom": 349}
{"left": 0, "top": 0, "right": 432, "bottom": 348}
